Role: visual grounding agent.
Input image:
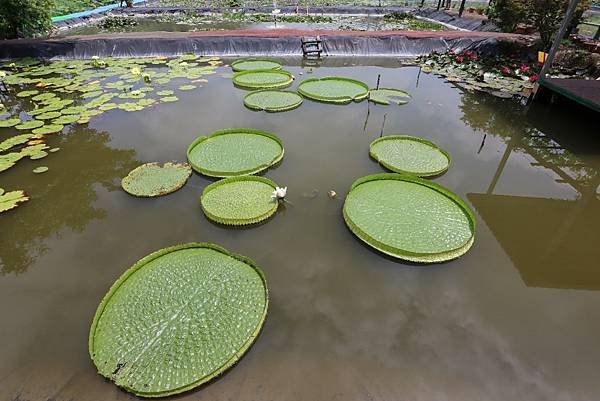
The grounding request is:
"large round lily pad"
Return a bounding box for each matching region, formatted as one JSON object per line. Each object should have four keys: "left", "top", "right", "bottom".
{"left": 369, "top": 135, "right": 451, "bottom": 177}
{"left": 369, "top": 88, "right": 411, "bottom": 105}
{"left": 297, "top": 77, "right": 369, "bottom": 104}
{"left": 201, "top": 176, "right": 279, "bottom": 225}
{"left": 187, "top": 128, "right": 284, "bottom": 177}
{"left": 343, "top": 173, "right": 475, "bottom": 263}
{"left": 244, "top": 90, "right": 303, "bottom": 112}
{"left": 232, "top": 70, "right": 293, "bottom": 90}
{"left": 121, "top": 162, "right": 192, "bottom": 197}
{"left": 231, "top": 59, "right": 282, "bottom": 72}
{"left": 89, "top": 243, "right": 268, "bottom": 397}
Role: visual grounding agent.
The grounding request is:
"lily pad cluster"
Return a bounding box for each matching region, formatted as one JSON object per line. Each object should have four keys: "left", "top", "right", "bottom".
{"left": 344, "top": 134, "right": 475, "bottom": 263}
{"left": 89, "top": 243, "right": 268, "bottom": 397}
{"left": 0, "top": 54, "right": 221, "bottom": 209}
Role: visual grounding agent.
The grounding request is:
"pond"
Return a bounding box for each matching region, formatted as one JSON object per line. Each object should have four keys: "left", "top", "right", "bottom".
{"left": 1, "top": 57, "right": 600, "bottom": 400}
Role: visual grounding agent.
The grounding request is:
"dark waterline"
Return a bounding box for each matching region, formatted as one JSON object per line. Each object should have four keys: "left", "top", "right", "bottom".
{"left": 1, "top": 61, "right": 600, "bottom": 401}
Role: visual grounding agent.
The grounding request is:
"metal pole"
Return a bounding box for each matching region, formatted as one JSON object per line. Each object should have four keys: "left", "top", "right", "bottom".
{"left": 458, "top": 0, "right": 467, "bottom": 17}
{"left": 538, "top": 0, "right": 581, "bottom": 79}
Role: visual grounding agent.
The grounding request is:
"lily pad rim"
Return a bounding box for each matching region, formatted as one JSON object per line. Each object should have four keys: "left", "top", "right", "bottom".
{"left": 231, "top": 58, "right": 283, "bottom": 72}
{"left": 201, "top": 175, "right": 279, "bottom": 226}
{"left": 88, "top": 242, "right": 269, "bottom": 398}
{"left": 369, "top": 134, "right": 452, "bottom": 177}
{"left": 232, "top": 69, "right": 294, "bottom": 90}
{"left": 186, "top": 128, "right": 285, "bottom": 178}
{"left": 343, "top": 173, "right": 476, "bottom": 263}
{"left": 243, "top": 89, "right": 303, "bottom": 112}
{"left": 297, "top": 76, "right": 369, "bottom": 104}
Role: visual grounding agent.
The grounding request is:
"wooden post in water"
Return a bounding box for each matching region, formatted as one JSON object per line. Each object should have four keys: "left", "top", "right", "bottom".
{"left": 376, "top": 74, "right": 381, "bottom": 90}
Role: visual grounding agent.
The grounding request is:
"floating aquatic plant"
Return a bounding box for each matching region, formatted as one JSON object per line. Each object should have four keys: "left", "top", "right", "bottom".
{"left": 231, "top": 59, "right": 283, "bottom": 72}
{"left": 243, "top": 90, "right": 303, "bottom": 112}
{"left": 369, "top": 88, "right": 411, "bottom": 105}
{"left": 32, "top": 124, "right": 64, "bottom": 135}
{"left": 0, "top": 190, "right": 29, "bottom": 213}
{"left": 297, "top": 77, "right": 369, "bottom": 104}
{"left": 121, "top": 162, "right": 192, "bottom": 197}
{"left": 201, "top": 176, "right": 279, "bottom": 226}
{"left": 32, "top": 166, "right": 49, "bottom": 174}
{"left": 178, "top": 84, "right": 196, "bottom": 91}
{"left": 0, "top": 134, "right": 33, "bottom": 152}
{"left": 232, "top": 70, "right": 294, "bottom": 90}
{"left": 89, "top": 243, "right": 268, "bottom": 397}
{"left": 187, "top": 128, "right": 284, "bottom": 177}
{"left": 15, "top": 120, "right": 44, "bottom": 130}
{"left": 369, "top": 135, "right": 451, "bottom": 177}
{"left": 343, "top": 173, "right": 476, "bottom": 263}
{"left": 0, "top": 118, "right": 21, "bottom": 128}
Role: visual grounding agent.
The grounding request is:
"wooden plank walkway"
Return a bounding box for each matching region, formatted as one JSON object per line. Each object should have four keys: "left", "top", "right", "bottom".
{"left": 538, "top": 77, "right": 600, "bottom": 113}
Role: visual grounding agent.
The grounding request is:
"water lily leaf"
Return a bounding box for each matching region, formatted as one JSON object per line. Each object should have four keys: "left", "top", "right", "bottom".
{"left": 118, "top": 91, "right": 145, "bottom": 99}
{"left": 81, "top": 109, "right": 103, "bottom": 117}
{"left": 32, "top": 124, "right": 64, "bottom": 135}
{"left": 30, "top": 151, "right": 48, "bottom": 160}
{"left": 121, "top": 162, "right": 192, "bottom": 197}
{"left": 178, "top": 84, "right": 196, "bottom": 91}
{"left": 232, "top": 70, "right": 294, "bottom": 90}
{"left": 32, "top": 166, "right": 49, "bottom": 174}
{"left": 89, "top": 243, "right": 268, "bottom": 397}
{"left": 31, "top": 93, "right": 57, "bottom": 102}
{"left": 155, "top": 78, "right": 171, "bottom": 85}
{"left": 98, "top": 103, "right": 119, "bottom": 111}
{"left": 368, "top": 88, "right": 411, "bottom": 105}
{"left": 0, "top": 190, "right": 29, "bottom": 213}
{"left": 0, "top": 134, "right": 32, "bottom": 152}
{"left": 343, "top": 173, "right": 475, "bottom": 263}
{"left": 297, "top": 77, "right": 369, "bottom": 104}
{"left": 156, "top": 90, "right": 174, "bottom": 96}
{"left": 187, "top": 128, "right": 284, "bottom": 177}
{"left": 15, "top": 120, "right": 44, "bottom": 130}
{"left": 231, "top": 58, "right": 282, "bottom": 72}
{"left": 201, "top": 176, "right": 279, "bottom": 225}
{"left": 61, "top": 106, "right": 87, "bottom": 115}
{"left": 0, "top": 118, "right": 21, "bottom": 128}
{"left": 81, "top": 90, "right": 104, "bottom": 99}
{"left": 52, "top": 115, "right": 80, "bottom": 125}
{"left": 78, "top": 117, "right": 91, "bottom": 124}
{"left": 244, "top": 89, "right": 303, "bottom": 112}
{"left": 369, "top": 135, "right": 451, "bottom": 177}
{"left": 16, "top": 90, "right": 39, "bottom": 98}
{"left": 36, "top": 111, "right": 62, "bottom": 120}
{"left": 160, "top": 96, "right": 178, "bottom": 102}
{"left": 49, "top": 147, "right": 60, "bottom": 153}
{"left": 179, "top": 53, "right": 199, "bottom": 61}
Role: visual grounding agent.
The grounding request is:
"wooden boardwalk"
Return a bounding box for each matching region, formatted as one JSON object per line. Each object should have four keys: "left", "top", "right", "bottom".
{"left": 538, "top": 77, "right": 600, "bottom": 113}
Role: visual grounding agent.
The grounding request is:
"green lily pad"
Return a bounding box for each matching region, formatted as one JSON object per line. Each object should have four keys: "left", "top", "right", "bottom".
{"left": 243, "top": 90, "right": 303, "bottom": 112}
{"left": 0, "top": 188, "right": 4, "bottom": 196}
{"left": 121, "top": 162, "right": 192, "bottom": 197}
{"left": 201, "top": 176, "right": 279, "bottom": 225}
{"left": 160, "top": 96, "right": 178, "bottom": 102}
{"left": 187, "top": 128, "right": 284, "bottom": 177}
{"left": 89, "top": 242, "right": 268, "bottom": 397}
{"left": 0, "top": 190, "right": 29, "bottom": 213}
{"left": 178, "top": 84, "right": 196, "bottom": 91}
{"left": 232, "top": 70, "right": 294, "bottom": 90}
{"left": 30, "top": 151, "right": 48, "bottom": 160}
{"left": 36, "top": 111, "right": 62, "bottom": 120}
{"left": 231, "top": 58, "right": 282, "bottom": 72}
{"left": 33, "top": 166, "right": 49, "bottom": 174}
{"left": 0, "top": 134, "right": 32, "bottom": 152}
{"left": 297, "top": 77, "right": 369, "bottom": 104}
{"left": 0, "top": 118, "right": 21, "bottom": 128}
{"left": 32, "top": 124, "right": 64, "bottom": 135}
{"left": 369, "top": 135, "right": 451, "bottom": 177}
{"left": 52, "top": 115, "right": 80, "bottom": 125}
{"left": 16, "top": 90, "right": 39, "bottom": 98}
{"left": 369, "top": 88, "right": 412, "bottom": 105}
{"left": 156, "top": 90, "right": 174, "bottom": 96}
{"left": 343, "top": 173, "right": 476, "bottom": 263}
{"left": 32, "top": 93, "right": 57, "bottom": 102}
{"left": 49, "top": 147, "right": 60, "bottom": 153}
{"left": 15, "top": 120, "right": 44, "bottom": 130}
{"left": 81, "top": 90, "right": 104, "bottom": 99}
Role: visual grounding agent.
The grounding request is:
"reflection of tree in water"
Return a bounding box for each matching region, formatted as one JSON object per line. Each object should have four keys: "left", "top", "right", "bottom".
{"left": 0, "top": 126, "right": 139, "bottom": 275}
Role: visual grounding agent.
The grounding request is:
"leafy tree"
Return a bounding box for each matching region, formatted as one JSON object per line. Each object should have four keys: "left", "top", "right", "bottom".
{"left": 487, "top": 0, "right": 527, "bottom": 32}
{"left": 0, "top": 0, "right": 54, "bottom": 39}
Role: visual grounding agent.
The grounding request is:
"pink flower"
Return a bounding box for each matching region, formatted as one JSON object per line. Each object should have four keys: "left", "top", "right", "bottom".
{"left": 500, "top": 66, "right": 512, "bottom": 75}
{"left": 519, "top": 64, "right": 530, "bottom": 73}
{"left": 529, "top": 73, "right": 538, "bottom": 82}
{"left": 455, "top": 55, "right": 464, "bottom": 63}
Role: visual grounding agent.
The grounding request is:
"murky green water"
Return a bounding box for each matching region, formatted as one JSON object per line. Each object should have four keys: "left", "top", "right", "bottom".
{"left": 1, "top": 59, "right": 600, "bottom": 401}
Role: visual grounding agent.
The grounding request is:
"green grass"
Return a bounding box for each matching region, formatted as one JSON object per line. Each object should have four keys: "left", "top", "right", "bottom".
{"left": 53, "top": 0, "right": 117, "bottom": 17}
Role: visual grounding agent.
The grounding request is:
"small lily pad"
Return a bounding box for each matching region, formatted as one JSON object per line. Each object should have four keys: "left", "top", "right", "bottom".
{"left": 16, "top": 90, "right": 39, "bottom": 98}
{"left": 160, "top": 96, "right": 178, "bottom": 102}
{"left": 32, "top": 93, "right": 57, "bottom": 102}
{"left": 36, "top": 111, "right": 62, "bottom": 120}
{"left": 0, "top": 118, "right": 22, "bottom": 128}
{"left": 0, "top": 190, "right": 29, "bottom": 213}
{"left": 33, "top": 166, "right": 49, "bottom": 174}
{"left": 178, "top": 84, "right": 196, "bottom": 91}
{"left": 121, "top": 162, "right": 192, "bottom": 197}
{"left": 15, "top": 120, "right": 44, "bottom": 130}
{"left": 32, "top": 124, "right": 64, "bottom": 135}
{"left": 0, "top": 134, "right": 32, "bottom": 152}
{"left": 49, "top": 147, "right": 60, "bottom": 153}
{"left": 30, "top": 151, "right": 48, "bottom": 160}
{"left": 369, "top": 88, "right": 412, "bottom": 105}
{"left": 201, "top": 176, "right": 279, "bottom": 225}
{"left": 52, "top": 115, "right": 80, "bottom": 125}
{"left": 156, "top": 90, "right": 174, "bottom": 96}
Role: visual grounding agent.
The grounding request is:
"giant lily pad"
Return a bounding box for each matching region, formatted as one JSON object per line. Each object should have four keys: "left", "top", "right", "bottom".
{"left": 243, "top": 90, "right": 303, "bottom": 112}
{"left": 297, "top": 77, "right": 369, "bottom": 104}
{"left": 89, "top": 242, "right": 268, "bottom": 397}
{"left": 231, "top": 59, "right": 282, "bottom": 72}
{"left": 369, "top": 88, "right": 411, "bottom": 105}
{"left": 187, "top": 128, "right": 284, "bottom": 177}
{"left": 232, "top": 70, "right": 293, "bottom": 90}
{"left": 343, "top": 173, "right": 475, "bottom": 263}
{"left": 369, "top": 135, "right": 451, "bottom": 177}
{"left": 121, "top": 162, "right": 192, "bottom": 197}
{"left": 0, "top": 190, "right": 29, "bottom": 213}
{"left": 201, "top": 176, "right": 279, "bottom": 225}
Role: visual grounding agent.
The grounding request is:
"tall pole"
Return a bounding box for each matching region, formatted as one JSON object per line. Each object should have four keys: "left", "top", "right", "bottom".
{"left": 458, "top": 0, "right": 467, "bottom": 17}
{"left": 538, "top": 0, "right": 580, "bottom": 79}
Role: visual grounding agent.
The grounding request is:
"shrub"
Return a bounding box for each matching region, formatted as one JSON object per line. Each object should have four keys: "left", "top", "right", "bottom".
{"left": 0, "top": 0, "right": 54, "bottom": 39}
{"left": 486, "top": 0, "right": 527, "bottom": 32}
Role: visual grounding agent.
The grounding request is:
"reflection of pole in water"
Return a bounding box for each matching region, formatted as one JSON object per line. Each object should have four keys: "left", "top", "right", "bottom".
{"left": 380, "top": 113, "right": 387, "bottom": 138}
{"left": 477, "top": 133, "right": 487, "bottom": 154}
{"left": 416, "top": 67, "right": 422, "bottom": 88}
{"left": 363, "top": 98, "right": 371, "bottom": 132}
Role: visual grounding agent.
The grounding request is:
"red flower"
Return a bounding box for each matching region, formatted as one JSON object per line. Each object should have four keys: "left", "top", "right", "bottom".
{"left": 448, "top": 49, "right": 455, "bottom": 55}
{"left": 500, "top": 66, "right": 512, "bottom": 75}
{"left": 470, "top": 54, "right": 478, "bottom": 61}
{"left": 529, "top": 73, "right": 538, "bottom": 82}
{"left": 519, "top": 64, "right": 530, "bottom": 72}
{"left": 455, "top": 55, "right": 464, "bottom": 63}
{"left": 464, "top": 50, "right": 476, "bottom": 59}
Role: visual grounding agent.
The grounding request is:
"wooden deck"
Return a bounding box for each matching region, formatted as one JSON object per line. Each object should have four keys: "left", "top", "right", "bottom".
{"left": 538, "top": 77, "right": 600, "bottom": 113}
